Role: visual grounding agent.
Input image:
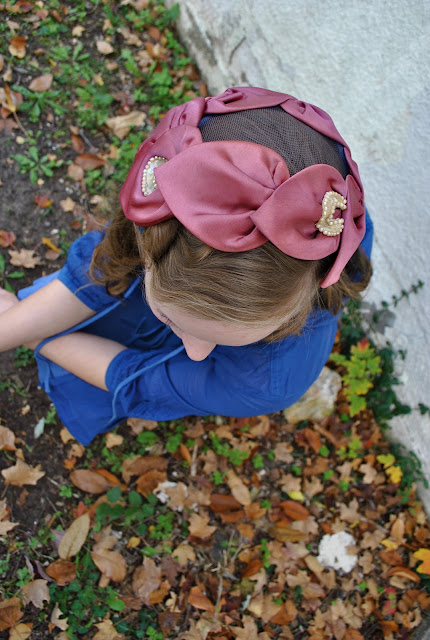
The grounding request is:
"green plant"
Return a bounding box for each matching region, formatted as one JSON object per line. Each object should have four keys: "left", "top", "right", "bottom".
{"left": 12, "top": 146, "right": 63, "bottom": 183}
{"left": 330, "top": 338, "right": 381, "bottom": 416}
{"left": 14, "top": 346, "right": 35, "bottom": 368}
{"left": 209, "top": 432, "right": 250, "bottom": 467}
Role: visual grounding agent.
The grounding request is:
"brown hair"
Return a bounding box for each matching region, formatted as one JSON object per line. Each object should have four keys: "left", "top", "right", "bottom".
{"left": 90, "top": 208, "right": 371, "bottom": 342}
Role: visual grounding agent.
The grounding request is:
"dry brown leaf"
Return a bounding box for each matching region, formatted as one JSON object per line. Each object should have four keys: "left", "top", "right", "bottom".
{"left": 29, "top": 73, "right": 53, "bottom": 92}
{"left": 9, "top": 36, "right": 26, "bottom": 58}
{"left": 172, "top": 542, "right": 196, "bottom": 566}
{"left": 122, "top": 455, "right": 167, "bottom": 483}
{"left": 209, "top": 493, "right": 242, "bottom": 513}
{"left": 70, "top": 469, "right": 110, "bottom": 493}
{"left": 106, "top": 111, "right": 146, "bottom": 139}
{"left": 358, "top": 462, "right": 378, "bottom": 484}
{"left": 0, "top": 85, "right": 23, "bottom": 113}
{"left": 385, "top": 566, "right": 420, "bottom": 583}
{"left": 188, "top": 586, "right": 215, "bottom": 614}
{"left": 59, "top": 197, "right": 76, "bottom": 213}
{"left": 0, "top": 597, "right": 23, "bottom": 631}
{"left": 132, "top": 557, "right": 161, "bottom": 604}
{"left": 8, "top": 249, "right": 41, "bottom": 269}
{"left": 58, "top": 513, "right": 90, "bottom": 559}
{"left": 91, "top": 549, "right": 127, "bottom": 582}
{"left": 75, "top": 153, "right": 105, "bottom": 170}
{"left": 280, "top": 500, "right": 311, "bottom": 521}
{"left": 96, "top": 40, "right": 114, "bottom": 55}
{"left": 21, "top": 579, "right": 50, "bottom": 608}
{"left": 126, "top": 417, "right": 158, "bottom": 434}
{"left": 303, "top": 427, "right": 322, "bottom": 453}
{"left": 71, "top": 133, "right": 84, "bottom": 153}
{"left": 269, "top": 524, "right": 305, "bottom": 543}
{"left": 93, "top": 618, "right": 125, "bottom": 640}
{"left": 136, "top": 469, "right": 167, "bottom": 497}
{"left": 9, "top": 623, "right": 33, "bottom": 640}
{"left": 67, "top": 162, "right": 84, "bottom": 181}
{"left": 46, "top": 559, "right": 77, "bottom": 585}
{"left": 1, "top": 458, "right": 45, "bottom": 486}
{"left": 188, "top": 512, "right": 216, "bottom": 540}
{"left": 105, "top": 433, "right": 124, "bottom": 449}
{"left": 0, "top": 425, "right": 16, "bottom": 450}
{"left": 226, "top": 469, "right": 251, "bottom": 506}
{"left": 0, "top": 230, "right": 16, "bottom": 248}
{"left": 50, "top": 604, "right": 68, "bottom": 631}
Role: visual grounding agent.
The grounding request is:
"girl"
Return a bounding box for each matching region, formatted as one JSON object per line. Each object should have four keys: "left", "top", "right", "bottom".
{"left": 0, "top": 87, "right": 372, "bottom": 445}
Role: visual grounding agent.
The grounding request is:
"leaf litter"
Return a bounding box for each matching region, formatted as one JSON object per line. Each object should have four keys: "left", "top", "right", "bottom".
{"left": 0, "top": 1, "right": 429, "bottom": 639}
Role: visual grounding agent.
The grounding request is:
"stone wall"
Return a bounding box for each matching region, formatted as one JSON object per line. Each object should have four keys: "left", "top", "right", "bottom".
{"left": 167, "top": 0, "right": 430, "bottom": 508}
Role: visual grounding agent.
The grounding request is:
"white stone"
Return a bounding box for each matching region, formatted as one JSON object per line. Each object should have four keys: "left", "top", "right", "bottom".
{"left": 283, "top": 366, "right": 342, "bottom": 424}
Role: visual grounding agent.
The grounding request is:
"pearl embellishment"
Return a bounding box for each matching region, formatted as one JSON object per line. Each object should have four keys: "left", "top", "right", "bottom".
{"left": 316, "top": 191, "right": 347, "bottom": 237}
{"left": 141, "top": 155, "right": 168, "bottom": 196}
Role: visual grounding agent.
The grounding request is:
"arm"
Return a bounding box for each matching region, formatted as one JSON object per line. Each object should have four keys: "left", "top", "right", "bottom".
{"left": 35, "top": 332, "right": 126, "bottom": 390}
{"left": 0, "top": 280, "right": 96, "bottom": 352}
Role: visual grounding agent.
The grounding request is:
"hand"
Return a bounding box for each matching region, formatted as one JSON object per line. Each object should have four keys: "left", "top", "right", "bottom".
{"left": 0, "top": 288, "right": 19, "bottom": 315}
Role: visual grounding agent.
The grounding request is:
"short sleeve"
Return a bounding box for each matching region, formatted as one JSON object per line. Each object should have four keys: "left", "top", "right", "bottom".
{"left": 57, "top": 230, "right": 116, "bottom": 311}
{"left": 105, "top": 307, "right": 338, "bottom": 424}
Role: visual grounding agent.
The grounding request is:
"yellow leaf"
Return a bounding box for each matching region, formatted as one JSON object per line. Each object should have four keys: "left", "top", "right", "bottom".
{"left": 414, "top": 548, "right": 430, "bottom": 575}
{"left": 376, "top": 453, "right": 395, "bottom": 468}
{"left": 58, "top": 513, "right": 90, "bottom": 559}
{"left": 386, "top": 465, "right": 402, "bottom": 483}
{"left": 288, "top": 490, "right": 305, "bottom": 502}
{"left": 381, "top": 539, "right": 399, "bottom": 550}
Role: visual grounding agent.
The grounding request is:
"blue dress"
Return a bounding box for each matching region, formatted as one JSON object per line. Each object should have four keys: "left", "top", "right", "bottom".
{"left": 18, "top": 213, "right": 373, "bottom": 445}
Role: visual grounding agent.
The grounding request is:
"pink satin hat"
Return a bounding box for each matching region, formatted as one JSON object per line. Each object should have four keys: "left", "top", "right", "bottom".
{"left": 120, "top": 87, "right": 366, "bottom": 288}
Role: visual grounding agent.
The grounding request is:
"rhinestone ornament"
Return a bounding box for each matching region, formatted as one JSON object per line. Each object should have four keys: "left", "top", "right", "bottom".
{"left": 316, "top": 191, "right": 347, "bottom": 237}
{"left": 141, "top": 156, "right": 168, "bottom": 196}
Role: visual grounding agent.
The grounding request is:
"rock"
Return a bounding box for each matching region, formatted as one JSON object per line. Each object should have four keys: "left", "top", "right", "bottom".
{"left": 283, "top": 366, "right": 341, "bottom": 424}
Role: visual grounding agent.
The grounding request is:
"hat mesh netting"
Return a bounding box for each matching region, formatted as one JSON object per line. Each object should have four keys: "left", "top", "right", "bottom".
{"left": 198, "top": 106, "right": 349, "bottom": 178}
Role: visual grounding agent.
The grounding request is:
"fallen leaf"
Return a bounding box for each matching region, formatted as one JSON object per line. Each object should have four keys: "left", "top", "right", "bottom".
{"left": 209, "top": 493, "right": 242, "bottom": 513}
{"left": 93, "top": 618, "right": 125, "bottom": 640}
{"left": 132, "top": 556, "right": 161, "bottom": 604}
{"left": 385, "top": 566, "right": 420, "bottom": 583}
{"left": 8, "top": 249, "right": 41, "bottom": 269}
{"left": 0, "top": 230, "right": 16, "bottom": 248}
{"left": 29, "top": 73, "right": 53, "bottom": 92}
{"left": 280, "top": 500, "right": 311, "bottom": 521}
{"left": 72, "top": 25, "right": 85, "bottom": 37}
{"left": 96, "top": 40, "right": 114, "bottom": 55}
{"left": 188, "top": 512, "right": 216, "bottom": 540}
{"left": 21, "top": 579, "right": 50, "bottom": 608}
{"left": 35, "top": 194, "right": 53, "bottom": 208}
{"left": 59, "top": 197, "right": 76, "bottom": 212}
{"left": 1, "top": 458, "right": 45, "bottom": 486}
{"left": 9, "top": 36, "right": 26, "bottom": 58}
{"left": 58, "top": 513, "right": 90, "bottom": 559}
{"left": 0, "top": 425, "right": 16, "bottom": 450}
{"left": 172, "top": 542, "right": 196, "bottom": 566}
{"left": 225, "top": 469, "right": 251, "bottom": 506}
{"left": 0, "top": 597, "right": 23, "bottom": 631}
{"left": 188, "top": 586, "right": 214, "bottom": 614}
{"left": 91, "top": 549, "right": 127, "bottom": 582}
{"left": 0, "top": 515, "right": 19, "bottom": 535}
{"left": 106, "top": 111, "right": 146, "bottom": 139}
{"left": 41, "top": 237, "right": 60, "bottom": 253}
{"left": 75, "top": 153, "right": 105, "bottom": 170}
{"left": 50, "top": 604, "right": 68, "bottom": 631}
{"left": 136, "top": 470, "right": 167, "bottom": 496}
{"left": 0, "top": 55, "right": 3, "bottom": 72}
{"left": 105, "top": 433, "right": 124, "bottom": 449}
{"left": 413, "top": 549, "right": 430, "bottom": 575}
{"left": 9, "top": 623, "right": 33, "bottom": 640}
{"left": 46, "top": 560, "right": 77, "bottom": 585}
{"left": 70, "top": 469, "right": 110, "bottom": 494}
{"left": 67, "top": 162, "right": 84, "bottom": 181}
